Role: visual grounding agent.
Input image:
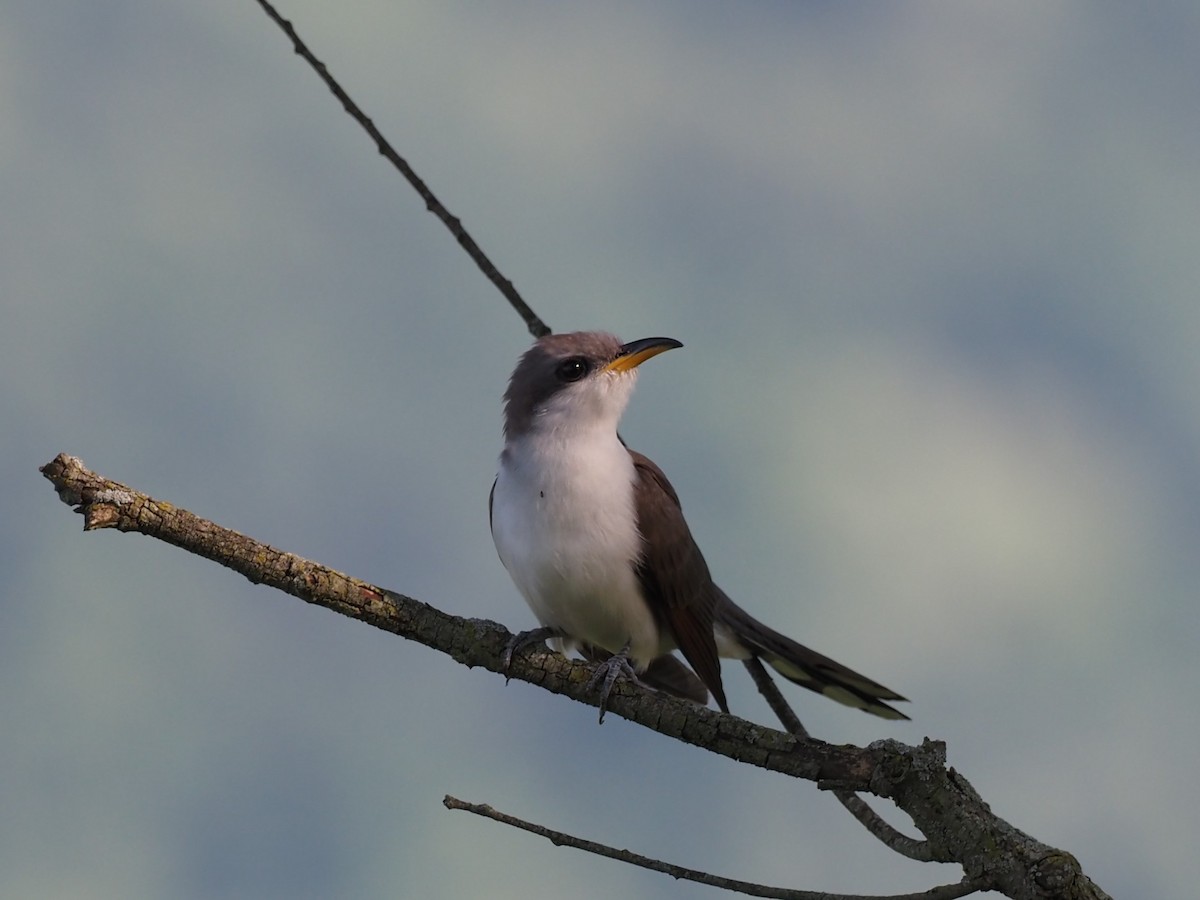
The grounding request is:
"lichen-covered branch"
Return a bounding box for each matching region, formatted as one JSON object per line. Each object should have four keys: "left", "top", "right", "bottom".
{"left": 40, "top": 452, "right": 1111, "bottom": 900}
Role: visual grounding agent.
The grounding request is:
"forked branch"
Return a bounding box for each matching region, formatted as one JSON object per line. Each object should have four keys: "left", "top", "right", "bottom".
{"left": 42, "top": 452, "right": 1110, "bottom": 899}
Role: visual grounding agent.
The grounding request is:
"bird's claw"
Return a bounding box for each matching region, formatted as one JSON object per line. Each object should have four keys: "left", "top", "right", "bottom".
{"left": 586, "top": 646, "right": 638, "bottom": 724}
{"left": 502, "top": 626, "right": 562, "bottom": 682}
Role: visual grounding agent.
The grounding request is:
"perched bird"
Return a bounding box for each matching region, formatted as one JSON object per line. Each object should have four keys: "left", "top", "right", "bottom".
{"left": 490, "top": 331, "right": 907, "bottom": 721}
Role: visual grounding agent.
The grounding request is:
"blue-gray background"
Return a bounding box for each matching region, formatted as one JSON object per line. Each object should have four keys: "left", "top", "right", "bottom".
{"left": 5, "top": 2, "right": 1197, "bottom": 897}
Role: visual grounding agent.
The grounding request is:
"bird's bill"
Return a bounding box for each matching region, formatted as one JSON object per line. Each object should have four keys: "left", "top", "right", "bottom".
{"left": 603, "top": 337, "right": 684, "bottom": 374}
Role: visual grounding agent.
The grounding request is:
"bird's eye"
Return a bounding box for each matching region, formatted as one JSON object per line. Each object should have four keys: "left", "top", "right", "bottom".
{"left": 556, "top": 357, "right": 590, "bottom": 383}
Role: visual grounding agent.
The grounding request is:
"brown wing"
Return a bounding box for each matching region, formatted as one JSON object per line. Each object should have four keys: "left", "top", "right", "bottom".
{"left": 629, "top": 450, "right": 729, "bottom": 713}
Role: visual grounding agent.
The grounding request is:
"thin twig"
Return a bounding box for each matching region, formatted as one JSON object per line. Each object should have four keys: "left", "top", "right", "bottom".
{"left": 252, "top": 0, "right": 550, "bottom": 339}
{"left": 444, "top": 795, "right": 983, "bottom": 900}
{"left": 742, "top": 656, "right": 811, "bottom": 739}
{"left": 742, "top": 658, "right": 939, "bottom": 863}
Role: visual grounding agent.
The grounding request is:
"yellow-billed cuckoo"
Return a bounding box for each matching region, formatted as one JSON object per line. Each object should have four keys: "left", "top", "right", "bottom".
{"left": 490, "top": 332, "right": 907, "bottom": 721}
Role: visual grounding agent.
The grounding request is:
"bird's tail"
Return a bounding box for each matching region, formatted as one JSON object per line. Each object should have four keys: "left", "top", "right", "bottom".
{"left": 713, "top": 588, "right": 909, "bottom": 721}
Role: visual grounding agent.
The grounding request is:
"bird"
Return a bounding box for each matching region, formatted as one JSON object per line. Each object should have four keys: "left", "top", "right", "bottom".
{"left": 489, "top": 331, "right": 907, "bottom": 722}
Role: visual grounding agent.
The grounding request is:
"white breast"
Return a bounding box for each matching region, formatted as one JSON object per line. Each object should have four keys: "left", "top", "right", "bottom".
{"left": 491, "top": 431, "right": 663, "bottom": 667}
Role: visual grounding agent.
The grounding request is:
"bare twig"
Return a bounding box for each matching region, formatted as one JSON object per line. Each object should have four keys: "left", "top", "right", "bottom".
{"left": 252, "top": 0, "right": 550, "bottom": 339}
{"left": 742, "top": 658, "right": 939, "bottom": 863}
{"left": 444, "top": 795, "right": 983, "bottom": 900}
{"left": 742, "top": 655, "right": 812, "bottom": 739}
{"left": 831, "top": 793, "right": 937, "bottom": 864}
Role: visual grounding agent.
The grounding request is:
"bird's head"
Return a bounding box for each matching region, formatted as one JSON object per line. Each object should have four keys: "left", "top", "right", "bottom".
{"left": 502, "top": 332, "right": 682, "bottom": 442}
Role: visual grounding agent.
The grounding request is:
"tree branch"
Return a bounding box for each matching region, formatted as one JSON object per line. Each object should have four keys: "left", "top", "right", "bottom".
{"left": 444, "top": 795, "right": 986, "bottom": 900}
{"left": 39, "top": 453, "right": 866, "bottom": 783}
{"left": 252, "top": 0, "right": 550, "bottom": 339}
{"left": 42, "top": 452, "right": 1111, "bottom": 900}
{"left": 742, "top": 657, "right": 939, "bottom": 864}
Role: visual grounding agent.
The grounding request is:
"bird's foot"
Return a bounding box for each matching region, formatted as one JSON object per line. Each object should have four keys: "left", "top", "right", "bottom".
{"left": 502, "top": 626, "right": 563, "bottom": 681}
{"left": 586, "top": 643, "right": 638, "bottom": 724}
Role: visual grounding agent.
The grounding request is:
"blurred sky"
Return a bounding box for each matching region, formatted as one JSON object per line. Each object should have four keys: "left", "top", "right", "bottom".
{"left": 4, "top": 2, "right": 1199, "bottom": 898}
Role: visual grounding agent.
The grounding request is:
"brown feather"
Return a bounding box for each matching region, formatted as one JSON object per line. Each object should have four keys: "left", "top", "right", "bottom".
{"left": 714, "top": 587, "right": 909, "bottom": 720}
{"left": 629, "top": 450, "right": 729, "bottom": 713}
